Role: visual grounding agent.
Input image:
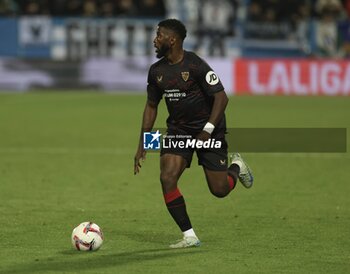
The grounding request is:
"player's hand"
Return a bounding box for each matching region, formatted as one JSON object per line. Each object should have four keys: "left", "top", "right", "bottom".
{"left": 134, "top": 149, "right": 146, "bottom": 175}
{"left": 196, "top": 130, "right": 211, "bottom": 141}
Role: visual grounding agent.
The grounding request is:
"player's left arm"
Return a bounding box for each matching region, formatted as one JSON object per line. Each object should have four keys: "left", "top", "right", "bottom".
{"left": 194, "top": 55, "right": 228, "bottom": 141}
{"left": 208, "top": 90, "right": 228, "bottom": 126}
{"left": 197, "top": 90, "right": 228, "bottom": 141}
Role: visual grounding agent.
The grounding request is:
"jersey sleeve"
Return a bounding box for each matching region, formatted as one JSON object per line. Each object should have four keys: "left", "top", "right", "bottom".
{"left": 195, "top": 59, "right": 225, "bottom": 96}
{"left": 147, "top": 66, "right": 162, "bottom": 104}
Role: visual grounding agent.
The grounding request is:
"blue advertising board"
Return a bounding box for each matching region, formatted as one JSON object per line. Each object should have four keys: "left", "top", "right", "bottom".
{"left": 0, "top": 19, "right": 18, "bottom": 56}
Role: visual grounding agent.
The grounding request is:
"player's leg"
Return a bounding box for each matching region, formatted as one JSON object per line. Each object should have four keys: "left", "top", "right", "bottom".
{"left": 197, "top": 138, "right": 238, "bottom": 197}
{"left": 197, "top": 135, "right": 253, "bottom": 197}
{"left": 160, "top": 153, "right": 200, "bottom": 248}
{"left": 201, "top": 152, "right": 254, "bottom": 197}
{"left": 160, "top": 153, "right": 187, "bottom": 194}
{"left": 202, "top": 168, "right": 237, "bottom": 198}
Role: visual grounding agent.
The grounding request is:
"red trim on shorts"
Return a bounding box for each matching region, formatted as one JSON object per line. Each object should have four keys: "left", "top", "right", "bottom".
{"left": 164, "top": 188, "right": 182, "bottom": 203}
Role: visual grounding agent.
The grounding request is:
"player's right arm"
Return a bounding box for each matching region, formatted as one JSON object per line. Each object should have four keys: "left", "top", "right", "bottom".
{"left": 134, "top": 99, "right": 158, "bottom": 175}
{"left": 134, "top": 64, "right": 162, "bottom": 174}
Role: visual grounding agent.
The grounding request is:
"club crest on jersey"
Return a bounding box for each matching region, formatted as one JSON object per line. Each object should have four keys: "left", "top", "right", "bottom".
{"left": 157, "top": 75, "right": 163, "bottom": 83}
{"left": 181, "top": 72, "right": 189, "bottom": 82}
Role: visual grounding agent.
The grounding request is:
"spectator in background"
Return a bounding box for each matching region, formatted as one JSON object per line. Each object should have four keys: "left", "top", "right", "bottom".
{"left": 315, "top": 1, "right": 342, "bottom": 57}
{"left": 82, "top": 0, "right": 98, "bottom": 17}
{"left": 19, "top": 0, "right": 49, "bottom": 15}
{"left": 247, "top": 1, "right": 263, "bottom": 22}
{"left": 194, "top": 0, "right": 236, "bottom": 57}
{"left": 0, "top": 0, "right": 18, "bottom": 16}
{"left": 293, "top": 3, "right": 312, "bottom": 55}
{"left": 261, "top": 0, "right": 279, "bottom": 23}
{"left": 246, "top": 0, "right": 311, "bottom": 41}
{"left": 99, "top": 0, "right": 115, "bottom": 17}
{"left": 315, "top": 0, "right": 343, "bottom": 16}
{"left": 115, "top": 0, "right": 138, "bottom": 16}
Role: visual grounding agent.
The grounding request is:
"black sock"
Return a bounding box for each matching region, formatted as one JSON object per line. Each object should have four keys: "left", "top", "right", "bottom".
{"left": 228, "top": 163, "right": 240, "bottom": 183}
{"left": 166, "top": 196, "right": 192, "bottom": 232}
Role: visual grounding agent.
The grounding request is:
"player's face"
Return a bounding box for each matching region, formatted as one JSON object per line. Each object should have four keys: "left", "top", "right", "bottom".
{"left": 153, "top": 27, "right": 171, "bottom": 58}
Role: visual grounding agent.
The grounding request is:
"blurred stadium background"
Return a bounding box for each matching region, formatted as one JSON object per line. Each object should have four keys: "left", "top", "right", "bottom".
{"left": 0, "top": 0, "right": 349, "bottom": 95}
{"left": 1, "top": 1, "right": 350, "bottom": 274}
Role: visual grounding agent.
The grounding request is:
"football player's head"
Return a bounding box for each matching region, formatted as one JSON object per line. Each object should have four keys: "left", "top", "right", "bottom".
{"left": 154, "top": 19, "right": 187, "bottom": 58}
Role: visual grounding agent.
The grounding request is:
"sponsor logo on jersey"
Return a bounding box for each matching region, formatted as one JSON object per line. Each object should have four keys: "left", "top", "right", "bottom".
{"left": 157, "top": 75, "right": 163, "bottom": 83}
{"left": 206, "top": 71, "right": 219, "bottom": 85}
{"left": 181, "top": 71, "right": 190, "bottom": 82}
{"left": 164, "top": 89, "right": 186, "bottom": 102}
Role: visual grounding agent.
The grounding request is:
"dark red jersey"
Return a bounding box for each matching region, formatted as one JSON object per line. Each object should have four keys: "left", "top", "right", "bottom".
{"left": 147, "top": 51, "right": 226, "bottom": 136}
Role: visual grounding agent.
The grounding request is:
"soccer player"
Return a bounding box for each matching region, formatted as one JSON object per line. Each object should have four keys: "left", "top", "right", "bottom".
{"left": 134, "top": 19, "right": 253, "bottom": 248}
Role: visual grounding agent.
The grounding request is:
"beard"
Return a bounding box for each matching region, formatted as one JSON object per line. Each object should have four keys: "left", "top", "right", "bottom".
{"left": 156, "top": 44, "right": 170, "bottom": 58}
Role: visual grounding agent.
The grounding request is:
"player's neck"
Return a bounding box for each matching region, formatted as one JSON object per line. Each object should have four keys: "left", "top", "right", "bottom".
{"left": 166, "top": 48, "right": 184, "bottom": 65}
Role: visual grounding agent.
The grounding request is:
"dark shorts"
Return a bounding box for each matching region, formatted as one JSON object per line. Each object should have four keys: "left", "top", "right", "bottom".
{"left": 160, "top": 130, "right": 228, "bottom": 171}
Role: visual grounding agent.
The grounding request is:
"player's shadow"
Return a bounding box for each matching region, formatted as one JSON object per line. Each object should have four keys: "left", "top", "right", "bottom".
{"left": 3, "top": 247, "right": 206, "bottom": 274}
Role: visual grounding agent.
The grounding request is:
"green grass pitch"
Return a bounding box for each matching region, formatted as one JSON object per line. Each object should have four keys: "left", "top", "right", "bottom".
{"left": 0, "top": 92, "right": 349, "bottom": 274}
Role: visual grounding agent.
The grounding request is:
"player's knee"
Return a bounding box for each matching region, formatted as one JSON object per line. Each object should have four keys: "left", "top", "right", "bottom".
{"left": 160, "top": 171, "right": 178, "bottom": 186}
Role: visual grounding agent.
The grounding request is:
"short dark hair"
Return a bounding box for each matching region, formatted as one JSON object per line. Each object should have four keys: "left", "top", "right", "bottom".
{"left": 158, "top": 19, "right": 187, "bottom": 41}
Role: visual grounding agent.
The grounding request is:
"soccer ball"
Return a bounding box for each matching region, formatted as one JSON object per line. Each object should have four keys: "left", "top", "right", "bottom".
{"left": 71, "top": 222, "right": 104, "bottom": 251}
